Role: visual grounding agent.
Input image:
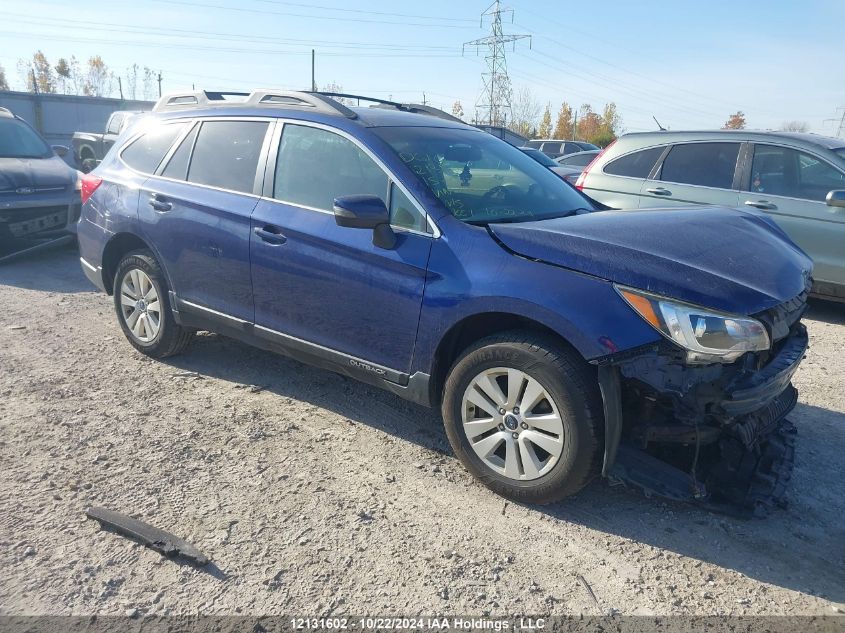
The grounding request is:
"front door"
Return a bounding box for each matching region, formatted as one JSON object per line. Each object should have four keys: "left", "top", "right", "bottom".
{"left": 743, "top": 143, "right": 845, "bottom": 292}
{"left": 137, "top": 118, "right": 271, "bottom": 320}
{"left": 638, "top": 141, "right": 742, "bottom": 209}
{"left": 250, "top": 122, "right": 433, "bottom": 376}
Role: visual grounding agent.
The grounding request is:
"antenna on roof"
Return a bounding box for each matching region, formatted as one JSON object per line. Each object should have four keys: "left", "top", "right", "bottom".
{"left": 653, "top": 116, "right": 667, "bottom": 131}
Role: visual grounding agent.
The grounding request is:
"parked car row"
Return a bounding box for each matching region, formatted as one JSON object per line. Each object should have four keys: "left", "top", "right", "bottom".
{"left": 575, "top": 130, "right": 845, "bottom": 301}
{"left": 73, "top": 89, "right": 814, "bottom": 515}
{"left": 0, "top": 107, "right": 80, "bottom": 249}
{"left": 73, "top": 110, "right": 146, "bottom": 173}
{"left": 523, "top": 138, "right": 599, "bottom": 158}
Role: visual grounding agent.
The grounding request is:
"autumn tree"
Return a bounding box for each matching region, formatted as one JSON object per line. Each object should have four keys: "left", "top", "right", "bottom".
{"left": 54, "top": 58, "right": 71, "bottom": 94}
{"left": 723, "top": 111, "right": 746, "bottom": 130}
{"left": 451, "top": 100, "right": 464, "bottom": 120}
{"left": 17, "top": 51, "right": 55, "bottom": 93}
{"left": 781, "top": 120, "right": 809, "bottom": 132}
{"left": 142, "top": 67, "right": 157, "bottom": 100}
{"left": 510, "top": 87, "right": 541, "bottom": 137}
{"left": 552, "top": 101, "right": 573, "bottom": 139}
{"left": 125, "top": 64, "right": 140, "bottom": 100}
{"left": 83, "top": 56, "right": 113, "bottom": 97}
{"left": 576, "top": 104, "right": 602, "bottom": 142}
{"left": 0, "top": 64, "right": 9, "bottom": 91}
{"left": 538, "top": 103, "right": 552, "bottom": 138}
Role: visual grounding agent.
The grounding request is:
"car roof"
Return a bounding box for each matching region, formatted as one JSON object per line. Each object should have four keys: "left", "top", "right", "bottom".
{"left": 619, "top": 129, "right": 845, "bottom": 150}
{"left": 562, "top": 149, "right": 599, "bottom": 156}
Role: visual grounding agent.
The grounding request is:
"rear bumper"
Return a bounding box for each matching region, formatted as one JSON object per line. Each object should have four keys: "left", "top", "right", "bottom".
{"left": 80, "top": 255, "right": 106, "bottom": 292}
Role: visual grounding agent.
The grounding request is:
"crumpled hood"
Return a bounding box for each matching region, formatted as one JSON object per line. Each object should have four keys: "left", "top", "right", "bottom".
{"left": 0, "top": 156, "right": 75, "bottom": 192}
{"left": 489, "top": 207, "right": 813, "bottom": 314}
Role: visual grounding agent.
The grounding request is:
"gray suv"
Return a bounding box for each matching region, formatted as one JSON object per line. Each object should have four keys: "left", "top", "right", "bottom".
{"left": 576, "top": 130, "right": 845, "bottom": 300}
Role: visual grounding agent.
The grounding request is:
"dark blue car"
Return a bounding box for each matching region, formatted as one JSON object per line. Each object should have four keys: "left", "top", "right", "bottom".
{"left": 77, "top": 90, "right": 812, "bottom": 516}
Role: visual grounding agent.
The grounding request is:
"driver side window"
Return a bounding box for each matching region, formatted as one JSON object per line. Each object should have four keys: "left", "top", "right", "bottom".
{"left": 274, "top": 124, "right": 387, "bottom": 211}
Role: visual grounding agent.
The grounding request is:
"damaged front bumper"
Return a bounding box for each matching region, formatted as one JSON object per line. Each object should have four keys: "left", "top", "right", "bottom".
{"left": 597, "top": 321, "right": 808, "bottom": 516}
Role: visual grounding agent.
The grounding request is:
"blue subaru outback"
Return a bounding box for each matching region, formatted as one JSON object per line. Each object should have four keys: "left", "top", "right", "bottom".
{"left": 77, "top": 91, "right": 812, "bottom": 516}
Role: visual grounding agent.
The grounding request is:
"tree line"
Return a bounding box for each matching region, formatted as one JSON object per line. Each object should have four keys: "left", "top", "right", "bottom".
{"left": 0, "top": 51, "right": 159, "bottom": 100}
{"left": 451, "top": 87, "right": 622, "bottom": 148}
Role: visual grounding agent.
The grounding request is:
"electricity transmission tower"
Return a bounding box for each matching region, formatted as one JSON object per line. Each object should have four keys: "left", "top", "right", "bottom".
{"left": 825, "top": 107, "right": 845, "bottom": 138}
{"left": 463, "top": 0, "right": 530, "bottom": 127}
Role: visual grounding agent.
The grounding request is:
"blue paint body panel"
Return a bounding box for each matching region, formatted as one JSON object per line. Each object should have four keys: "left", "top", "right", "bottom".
{"left": 76, "top": 102, "right": 813, "bottom": 408}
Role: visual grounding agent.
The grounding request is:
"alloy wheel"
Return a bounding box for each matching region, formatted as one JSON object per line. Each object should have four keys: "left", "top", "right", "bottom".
{"left": 119, "top": 268, "right": 161, "bottom": 343}
{"left": 461, "top": 367, "right": 565, "bottom": 481}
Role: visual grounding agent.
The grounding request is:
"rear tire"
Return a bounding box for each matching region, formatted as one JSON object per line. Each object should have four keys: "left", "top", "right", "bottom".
{"left": 81, "top": 157, "right": 97, "bottom": 174}
{"left": 113, "top": 249, "right": 193, "bottom": 358}
{"left": 441, "top": 332, "right": 604, "bottom": 504}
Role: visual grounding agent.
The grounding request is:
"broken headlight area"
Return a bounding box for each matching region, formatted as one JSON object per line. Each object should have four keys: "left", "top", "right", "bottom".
{"left": 601, "top": 318, "right": 808, "bottom": 518}
{"left": 616, "top": 285, "right": 771, "bottom": 364}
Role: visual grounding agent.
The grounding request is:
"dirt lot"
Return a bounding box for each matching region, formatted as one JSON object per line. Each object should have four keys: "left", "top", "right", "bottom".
{"left": 1, "top": 244, "right": 844, "bottom": 617}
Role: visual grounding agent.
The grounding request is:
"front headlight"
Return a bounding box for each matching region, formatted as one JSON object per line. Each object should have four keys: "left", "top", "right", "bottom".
{"left": 616, "top": 285, "right": 770, "bottom": 364}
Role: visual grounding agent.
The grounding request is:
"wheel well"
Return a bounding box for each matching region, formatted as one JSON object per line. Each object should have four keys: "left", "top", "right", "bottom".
{"left": 101, "top": 233, "right": 151, "bottom": 294}
{"left": 429, "top": 312, "right": 583, "bottom": 407}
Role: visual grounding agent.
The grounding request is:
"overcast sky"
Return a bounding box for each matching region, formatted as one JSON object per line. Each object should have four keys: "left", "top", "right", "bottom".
{"left": 2, "top": 0, "right": 843, "bottom": 135}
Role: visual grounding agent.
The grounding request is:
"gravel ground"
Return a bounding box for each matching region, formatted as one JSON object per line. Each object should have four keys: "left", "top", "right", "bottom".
{"left": 1, "top": 244, "right": 844, "bottom": 617}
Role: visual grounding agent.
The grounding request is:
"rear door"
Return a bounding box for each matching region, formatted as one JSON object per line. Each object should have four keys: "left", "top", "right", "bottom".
{"left": 638, "top": 141, "right": 742, "bottom": 209}
{"left": 138, "top": 118, "right": 272, "bottom": 321}
{"left": 583, "top": 145, "right": 666, "bottom": 209}
{"left": 249, "top": 121, "right": 433, "bottom": 376}
{"left": 742, "top": 143, "right": 845, "bottom": 292}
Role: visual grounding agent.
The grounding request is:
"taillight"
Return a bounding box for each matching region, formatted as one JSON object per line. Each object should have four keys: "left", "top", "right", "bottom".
{"left": 575, "top": 140, "right": 615, "bottom": 191}
{"left": 80, "top": 173, "right": 103, "bottom": 205}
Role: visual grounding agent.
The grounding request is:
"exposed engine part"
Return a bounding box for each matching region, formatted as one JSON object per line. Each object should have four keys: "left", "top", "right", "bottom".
{"left": 707, "top": 419, "right": 797, "bottom": 518}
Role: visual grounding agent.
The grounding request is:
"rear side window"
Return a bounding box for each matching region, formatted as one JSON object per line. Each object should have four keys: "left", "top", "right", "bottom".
{"left": 106, "top": 113, "right": 123, "bottom": 135}
{"left": 659, "top": 142, "right": 740, "bottom": 189}
{"left": 542, "top": 142, "right": 562, "bottom": 153}
{"left": 563, "top": 142, "right": 582, "bottom": 155}
{"left": 561, "top": 152, "right": 597, "bottom": 167}
{"left": 187, "top": 120, "right": 269, "bottom": 194}
{"left": 603, "top": 146, "right": 664, "bottom": 178}
{"left": 273, "top": 124, "right": 388, "bottom": 211}
{"left": 525, "top": 140, "right": 543, "bottom": 149}
{"left": 161, "top": 123, "right": 198, "bottom": 180}
{"left": 121, "top": 123, "right": 186, "bottom": 174}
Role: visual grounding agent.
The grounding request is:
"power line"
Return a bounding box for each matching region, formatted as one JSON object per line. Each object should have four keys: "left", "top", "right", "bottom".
{"left": 463, "top": 0, "right": 530, "bottom": 127}
{"left": 0, "top": 30, "right": 463, "bottom": 59}
{"left": 250, "top": 0, "right": 476, "bottom": 22}
{"left": 145, "top": 0, "right": 474, "bottom": 29}
{"left": 0, "top": 14, "right": 457, "bottom": 52}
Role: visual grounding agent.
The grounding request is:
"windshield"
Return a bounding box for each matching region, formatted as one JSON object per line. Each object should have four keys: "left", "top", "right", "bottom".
{"left": 374, "top": 127, "right": 593, "bottom": 224}
{"left": 0, "top": 118, "right": 52, "bottom": 159}
{"left": 521, "top": 148, "right": 557, "bottom": 167}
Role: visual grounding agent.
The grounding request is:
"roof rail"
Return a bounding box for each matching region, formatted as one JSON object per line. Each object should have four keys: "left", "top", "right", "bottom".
{"left": 313, "top": 92, "right": 463, "bottom": 123}
{"left": 152, "top": 89, "right": 357, "bottom": 118}
{"left": 152, "top": 89, "right": 462, "bottom": 123}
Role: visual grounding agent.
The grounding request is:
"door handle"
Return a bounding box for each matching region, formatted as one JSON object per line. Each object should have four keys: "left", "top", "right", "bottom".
{"left": 148, "top": 194, "right": 172, "bottom": 212}
{"left": 645, "top": 187, "right": 672, "bottom": 196}
{"left": 254, "top": 225, "right": 287, "bottom": 245}
{"left": 744, "top": 200, "right": 777, "bottom": 210}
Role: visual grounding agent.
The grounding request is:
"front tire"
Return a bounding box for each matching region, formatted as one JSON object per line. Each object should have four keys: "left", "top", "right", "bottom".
{"left": 113, "top": 249, "right": 194, "bottom": 358}
{"left": 442, "top": 332, "right": 604, "bottom": 504}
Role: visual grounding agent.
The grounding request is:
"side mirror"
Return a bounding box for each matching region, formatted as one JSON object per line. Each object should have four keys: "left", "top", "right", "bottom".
{"left": 333, "top": 194, "right": 396, "bottom": 249}
{"left": 52, "top": 145, "right": 69, "bottom": 158}
{"left": 826, "top": 190, "right": 845, "bottom": 210}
